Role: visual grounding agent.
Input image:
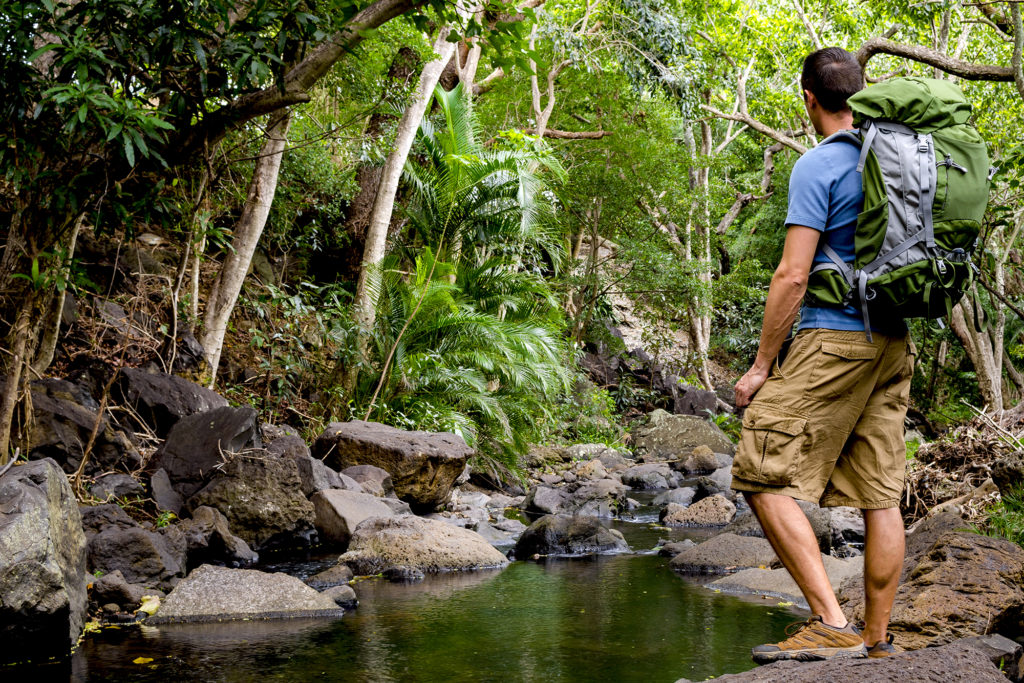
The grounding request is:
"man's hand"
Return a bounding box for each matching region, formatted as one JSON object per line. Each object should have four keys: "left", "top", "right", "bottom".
{"left": 735, "top": 364, "right": 770, "bottom": 408}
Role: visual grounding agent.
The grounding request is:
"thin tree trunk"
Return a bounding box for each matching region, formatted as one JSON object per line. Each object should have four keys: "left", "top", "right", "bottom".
{"left": 32, "top": 214, "right": 83, "bottom": 374}
{"left": 0, "top": 300, "right": 33, "bottom": 464}
{"left": 200, "top": 109, "right": 292, "bottom": 386}
{"left": 343, "top": 28, "right": 461, "bottom": 395}
{"left": 951, "top": 292, "right": 1003, "bottom": 411}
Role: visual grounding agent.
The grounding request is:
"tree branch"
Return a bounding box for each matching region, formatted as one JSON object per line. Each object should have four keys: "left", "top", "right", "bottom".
{"left": 1013, "top": 3, "right": 1024, "bottom": 98}
{"left": 855, "top": 36, "right": 1014, "bottom": 81}
{"left": 792, "top": 0, "right": 822, "bottom": 49}
{"left": 700, "top": 105, "right": 808, "bottom": 154}
{"left": 521, "top": 127, "right": 611, "bottom": 139}
{"left": 169, "top": 0, "right": 423, "bottom": 162}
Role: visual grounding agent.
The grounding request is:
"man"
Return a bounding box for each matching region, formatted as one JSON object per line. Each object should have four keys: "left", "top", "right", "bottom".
{"left": 732, "top": 47, "right": 912, "bottom": 663}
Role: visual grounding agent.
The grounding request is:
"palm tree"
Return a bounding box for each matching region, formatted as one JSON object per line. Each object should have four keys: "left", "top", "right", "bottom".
{"left": 359, "top": 249, "right": 569, "bottom": 466}
{"left": 400, "top": 84, "right": 567, "bottom": 272}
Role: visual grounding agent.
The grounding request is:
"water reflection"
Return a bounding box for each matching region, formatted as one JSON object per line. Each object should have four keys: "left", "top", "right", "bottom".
{"left": 67, "top": 555, "right": 798, "bottom": 682}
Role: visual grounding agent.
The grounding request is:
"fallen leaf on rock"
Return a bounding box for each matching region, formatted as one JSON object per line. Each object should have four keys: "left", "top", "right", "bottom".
{"left": 133, "top": 657, "right": 153, "bottom": 664}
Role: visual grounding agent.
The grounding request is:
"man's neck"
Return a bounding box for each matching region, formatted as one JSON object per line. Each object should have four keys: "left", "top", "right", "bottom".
{"left": 818, "top": 112, "right": 856, "bottom": 138}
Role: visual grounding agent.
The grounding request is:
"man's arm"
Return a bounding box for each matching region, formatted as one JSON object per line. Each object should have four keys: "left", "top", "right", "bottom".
{"left": 734, "top": 225, "right": 821, "bottom": 408}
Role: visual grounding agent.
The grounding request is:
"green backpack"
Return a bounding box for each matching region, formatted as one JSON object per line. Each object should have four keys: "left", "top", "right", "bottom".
{"left": 804, "top": 77, "right": 992, "bottom": 340}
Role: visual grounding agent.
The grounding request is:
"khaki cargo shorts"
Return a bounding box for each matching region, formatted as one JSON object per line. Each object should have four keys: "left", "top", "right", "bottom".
{"left": 731, "top": 328, "right": 914, "bottom": 509}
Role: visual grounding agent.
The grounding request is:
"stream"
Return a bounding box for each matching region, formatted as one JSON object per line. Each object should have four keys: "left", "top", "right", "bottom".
{"left": 35, "top": 494, "right": 804, "bottom": 682}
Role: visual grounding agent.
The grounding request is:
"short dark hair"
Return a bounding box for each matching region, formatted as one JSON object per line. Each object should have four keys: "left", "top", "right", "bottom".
{"left": 801, "top": 47, "right": 864, "bottom": 113}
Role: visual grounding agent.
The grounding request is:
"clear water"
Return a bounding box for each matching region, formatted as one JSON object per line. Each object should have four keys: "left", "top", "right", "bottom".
{"left": 25, "top": 493, "right": 805, "bottom": 682}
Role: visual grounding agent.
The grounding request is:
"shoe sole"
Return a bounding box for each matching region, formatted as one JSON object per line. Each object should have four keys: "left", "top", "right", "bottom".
{"left": 752, "top": 645, "right": 868, "bottom": 664}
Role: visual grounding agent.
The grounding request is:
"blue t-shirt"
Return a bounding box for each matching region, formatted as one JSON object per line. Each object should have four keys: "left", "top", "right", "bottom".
{"left": 785, "top": 137, "right": 867, "bottom": 331}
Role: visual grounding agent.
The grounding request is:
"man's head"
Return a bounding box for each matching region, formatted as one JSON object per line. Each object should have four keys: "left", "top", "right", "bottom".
{"left": 800, "top": 47, "right": 864, "bottom": 134}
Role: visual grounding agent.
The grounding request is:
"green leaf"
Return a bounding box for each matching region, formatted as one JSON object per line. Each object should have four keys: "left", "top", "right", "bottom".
{"left": 124, "top": 138, "right": 135, "bottom": 167}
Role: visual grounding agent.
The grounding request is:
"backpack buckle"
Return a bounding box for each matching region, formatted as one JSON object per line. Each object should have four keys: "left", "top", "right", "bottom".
{"left": 948, "top": 248, "right": 967, "bottom": 263}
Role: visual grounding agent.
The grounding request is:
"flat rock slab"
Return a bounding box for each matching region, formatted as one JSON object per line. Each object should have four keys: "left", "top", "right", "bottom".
{"left": 678, "top": 641, "right": 1007, "bottom": 682}
{"left": 149, "top": 565, "right": 343, "bottom": 623}
{"left": 670, "top": 533, "right": 777, "bottom": 574}
{"left": 314, "top": 420, "right": 472, "bottom": 511}
{"left": 709, "top": 556, "right": 864, "bottom": 607}
{"left": 338, "top": 515, "right": 509, "bottom": 575}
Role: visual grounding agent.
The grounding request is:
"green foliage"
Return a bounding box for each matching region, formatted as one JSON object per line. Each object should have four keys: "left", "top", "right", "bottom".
{"left": 710, "top": 259, "right": 771, "bottom": 373}
{"left": 982, "top": 485, "right": 1024, "bottom": 549}
{"left": 359, "top": 250, "right": 571, "bottom": 465}
{"left": 546, "top": 379, "right": 624, "bottom": 446}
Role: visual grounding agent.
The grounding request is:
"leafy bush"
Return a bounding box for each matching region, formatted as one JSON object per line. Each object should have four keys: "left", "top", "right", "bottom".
{"left": 982, "top": 485, "right": 1024, "bottom": 548}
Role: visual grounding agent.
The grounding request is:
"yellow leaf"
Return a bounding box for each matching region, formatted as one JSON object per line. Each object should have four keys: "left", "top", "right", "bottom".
{"left": 133, "top": 657, "right": 154, "bottom": 664}
{"left": 777, "top": 601, "right": 794, "bottom": 607}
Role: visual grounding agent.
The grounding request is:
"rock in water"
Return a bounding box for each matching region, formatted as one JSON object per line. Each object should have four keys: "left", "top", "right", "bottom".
{"left": 633, "top": 409, "right": 735, "bottom": 459}
{"left": 708, "top": 556, "right": 863, "bottom": 607}
{"left": 337, "top": 516, "right": 508, "bottom": 575}
{"left": 669, "top": 533, "right": 777, "bottom": 574}
{"left": 620, "top": 463, "right": 672, "bottom": 489}
{"left": 0, "top": 459, "right": 88, "bottom": 663}
{"left": 840, "top": 531, "right": 1024, "bottom": 650}
{"left": 148, "top": 565, "right": 343, "bottom": 623}
{"left": 116, "top": 368, "right": 228, "bottom": 437}
{"left": 310, "top": 489, "right": 395, "bottom": 547}
{"left": 184, "top": 452, "right": 315, "bottom": 552}
{"left": 514, "top": 514, "right": 629, "bottom": 557}
{"left": 149, "top": 406, "right": 261, "bottom": 499}
{"left": 661, "top": 495, "right": 736, "bottom": 526}
{"left": 523, "top": 485, "right": 570, "bottom": 515}
{"left": 87, "top": 523, "right": 186, "bottom": 590}
{"left": 313, "top": 420, "right": 472, "bottom": 511}
{"left": 700, "top": 640, "right": 1007, "bottom": 682}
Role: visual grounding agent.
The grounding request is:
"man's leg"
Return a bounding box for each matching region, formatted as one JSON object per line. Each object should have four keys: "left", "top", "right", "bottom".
{"left": 861, "top": 507, "right": 904, "bottom": 646}
{"left": 746, "top": 491, "right": 846, "bottom": 627}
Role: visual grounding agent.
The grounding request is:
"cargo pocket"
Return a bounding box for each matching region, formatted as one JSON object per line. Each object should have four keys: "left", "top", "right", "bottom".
{"left": 807, "top": 340, "right": 878, "bottom": 400}
{"left": 734, "top": 406, "right": 808, "bottom": 486}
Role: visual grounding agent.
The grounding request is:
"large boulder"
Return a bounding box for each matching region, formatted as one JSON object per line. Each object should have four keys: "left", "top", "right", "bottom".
{"left": 689, "top": 640, "right": 1008, "bottom": 682}
{"left": 523, "top": 485, "right": 571, "bottom": 515}
{"left": 337, "top": 516, "right": 508, "bottom": 575}
{"left": 670, "top": 533, "right": 777, "bottom": 574}
{"left": 184, "top": 452, "right": 315, "bottom": 551}
{"left": 311, "top": 489, "right": 395, "bottom": 547}
{"left": 568, "top": 478, "right": 629, "bottom": 517}
{"left": 116, "top": 368, "right": 228, "bottom": 437}
{"left": 620, "top": 463, "right": 672, "bottom": 489}
{"left": 176, "top": 506, "right": 258, "bottom": 570}
{"left": 0, "top": 459, "right": 88, "bottom": 663}
{"left": 514, "top": 514, "right": 629, "bottom": 557}
{"left": 313, "top": 420, "right": 472, "bottom": 511}
{"left": 149, "top": 405, "right": 261, "bottom": 499}
{"left": 87, "top": 523, "right": 186, "bottom": 590}
{"left": 661, "top": 495, "right": 735, "bottom": 526}
{"left": 25, "top": 378, "right": 140, "bottom": 475}
{"left": 839, "top": 530, "right": 1024, "bottom": 650}
{"left": 148, "top": 565, "right": 343, "bottom": 623}
{"left": 633, "top": 409, "right": 735, "bottom": 460}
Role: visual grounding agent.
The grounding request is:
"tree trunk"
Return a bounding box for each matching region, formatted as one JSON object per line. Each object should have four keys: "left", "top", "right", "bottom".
{"left": 31, "top": 214, "right": 83, "bottom": 374}
{"left": 343, "top": 29, "right": 461, "bottom": 395}
{"left": 340, "top": 48, "right": 421, "bottom": 281}
{"left": 200, "top": 110, "right": 292, "bottom": 386}
{"left": 950, "top": 291, "right": 1003, "bottom": 411}
{"left": 0, "top": 297, "right": 35, "bottom": 464}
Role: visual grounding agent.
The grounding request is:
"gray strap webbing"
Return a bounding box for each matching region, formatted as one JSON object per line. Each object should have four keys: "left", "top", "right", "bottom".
{"left": 820, "top": 243, "right": 853, "bottom": 284}
{"left": 919, "top": 133, "right": 936, "bottom": 249}
{"left": 857, "top": 122, "right": 878, "bottom": 173}
{"left": 860, "top": 229, "right": 925, "bottom": 277}
{"left": 858, "top": 270, "right": 873, "bottom": 343}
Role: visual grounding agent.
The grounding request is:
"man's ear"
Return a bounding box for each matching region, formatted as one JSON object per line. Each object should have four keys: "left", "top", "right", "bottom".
{"left": 803, "top": 89, "right": 818, "bottom": 110}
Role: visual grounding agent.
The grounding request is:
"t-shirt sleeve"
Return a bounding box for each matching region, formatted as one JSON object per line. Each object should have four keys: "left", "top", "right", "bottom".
{"left": 785, "top": 153, "right": 831, "bottom": 232}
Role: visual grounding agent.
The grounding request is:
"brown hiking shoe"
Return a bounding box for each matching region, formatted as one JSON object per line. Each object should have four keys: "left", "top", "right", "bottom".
{"left": 751, "top": 615, "right": 868, "bottom": 664}
{"left": 867, "top": 633, "right": 897, "bottom": 658}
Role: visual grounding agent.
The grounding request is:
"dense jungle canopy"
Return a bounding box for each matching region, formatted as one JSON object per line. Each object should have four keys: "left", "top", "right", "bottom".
{"left": 1, "top": 0, "right": 1023, "bottom": 479}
